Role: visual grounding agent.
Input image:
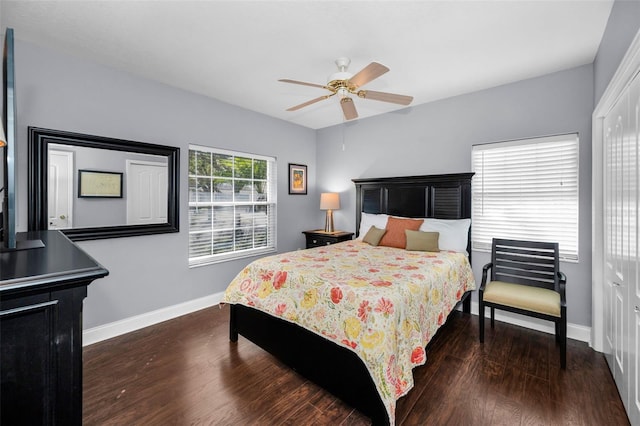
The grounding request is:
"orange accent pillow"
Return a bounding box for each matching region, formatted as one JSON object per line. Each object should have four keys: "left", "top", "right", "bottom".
{"left": 379, "top": 217, "right": 424, "bottom": 249}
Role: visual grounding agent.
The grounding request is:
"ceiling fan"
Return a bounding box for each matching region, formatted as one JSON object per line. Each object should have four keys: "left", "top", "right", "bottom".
{"left": 279, "top": 57, "right": 413, "bottom": 121}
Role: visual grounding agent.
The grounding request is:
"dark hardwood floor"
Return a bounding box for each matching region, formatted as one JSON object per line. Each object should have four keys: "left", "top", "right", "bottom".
{"left": 83, "top": 305, "right": 629, "bottom": 425}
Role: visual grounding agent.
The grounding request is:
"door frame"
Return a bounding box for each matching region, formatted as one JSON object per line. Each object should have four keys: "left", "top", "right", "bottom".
{"left": 592, "top": 29, "right": 640, "bottom": 352}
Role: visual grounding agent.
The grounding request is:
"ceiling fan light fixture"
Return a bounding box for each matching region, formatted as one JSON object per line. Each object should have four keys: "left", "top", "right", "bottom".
{"left": 280, "top": 57, "right": 412, "bottom": 120}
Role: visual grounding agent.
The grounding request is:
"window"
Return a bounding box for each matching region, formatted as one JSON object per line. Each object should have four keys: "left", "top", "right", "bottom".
{"left": 188, "top": 145, "right": 276, "bottom": 266}
{"left": 472, "top": 134, "right": 579, "bottom": 261}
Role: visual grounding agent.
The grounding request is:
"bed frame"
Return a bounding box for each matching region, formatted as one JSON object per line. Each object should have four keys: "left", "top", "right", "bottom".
{"left": 229, "top": 172, "right": 474, "bottom": 425}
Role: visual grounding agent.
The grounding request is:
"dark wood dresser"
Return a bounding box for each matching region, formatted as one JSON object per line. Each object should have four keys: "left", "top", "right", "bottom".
{"left": 0, "top": 230, "right": 108, "bottom": 425}
{"left": 302, "top": 230, "right": 354, "bottom": 248}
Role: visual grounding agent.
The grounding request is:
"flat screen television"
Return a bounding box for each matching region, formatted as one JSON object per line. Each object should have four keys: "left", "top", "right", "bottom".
{"left": 1, "top": 28, "right": 43, "bottom": 251}
{"left": 1, "top": 28, "right": 17, "bottom": 250}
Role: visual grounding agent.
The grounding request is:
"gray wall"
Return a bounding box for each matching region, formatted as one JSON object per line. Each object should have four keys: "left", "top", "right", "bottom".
{"left": 594, "top": 0, "right": 640, "bottom": 106}
{"left": 14, "top": 40, "right": 317, "bottom": 328}
{"left": 316, "top": 64, "right": 594, "bottom": 326}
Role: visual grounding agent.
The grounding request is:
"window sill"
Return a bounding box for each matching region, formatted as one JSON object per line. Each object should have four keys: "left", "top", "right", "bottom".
{"left": 189, "top": 247, "right": 277, "bottom": 268}
{"left": 472, "top": 246, "right": 579, "bottom": 264}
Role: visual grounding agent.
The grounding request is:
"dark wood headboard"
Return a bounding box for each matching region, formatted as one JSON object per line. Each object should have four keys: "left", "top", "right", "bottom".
{"left": 352, "top": 172, "right": 474, "bottom": 255}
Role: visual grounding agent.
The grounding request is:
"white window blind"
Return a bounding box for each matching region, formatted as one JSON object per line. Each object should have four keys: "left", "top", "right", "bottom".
{"left": 472, "top": 134, "right": 579, "bottom": 261}
{"left": 188, "top": 145, "right": 277, "bottom": 266}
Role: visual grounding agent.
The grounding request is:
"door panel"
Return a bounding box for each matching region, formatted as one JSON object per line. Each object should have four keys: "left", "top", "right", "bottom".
{"left": 47, "top": 150, "right": 73, "bottom": 229}
{"left": 629, "top": 69, "right": 640, "bottom": 426}
{"left": 126, "top": 161, "right": 168, "bottom": 225}
{"left": 605, "top": 86, "right": 629, "bottom": 409}
{"left": 605, "top": 115, "right": 615, "bottom": 368}
{"left": 603, "top": 114, "right": 616, "bottom": 371}
{"left": 604, "top": 69, "right": 640, "bottom": 423}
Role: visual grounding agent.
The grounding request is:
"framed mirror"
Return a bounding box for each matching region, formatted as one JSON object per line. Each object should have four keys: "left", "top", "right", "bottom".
{"left": 29, "top": 127, "right": 179, "bottom": 241}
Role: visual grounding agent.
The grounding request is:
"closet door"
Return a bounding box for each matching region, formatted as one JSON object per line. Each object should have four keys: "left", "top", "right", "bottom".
{"left": 604, "top": 109, "right": 614, "bottom": 369}
{"left": 604, "top": 85, "right": 630, "bottom": 411}
{"left": 604, "top": 112, "right": 614, "bottom": 368}
{"left": 629, "top": 71, "right": 640, "bottom": 426}
{"left": 604, "top": 69, "right": 640, "bottom": 425}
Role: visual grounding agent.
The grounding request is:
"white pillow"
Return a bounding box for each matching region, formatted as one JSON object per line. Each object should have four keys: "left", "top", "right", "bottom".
{"left": 357, "top": 213, "right": 389, "bottom": 240}
{"left": 419, "top": 218, "right": 471, "bottom": 252}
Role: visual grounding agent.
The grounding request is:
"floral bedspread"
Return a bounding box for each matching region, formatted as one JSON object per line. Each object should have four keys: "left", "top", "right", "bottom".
{"left": 222, "top": 240, "right": 475, "bottom": 425}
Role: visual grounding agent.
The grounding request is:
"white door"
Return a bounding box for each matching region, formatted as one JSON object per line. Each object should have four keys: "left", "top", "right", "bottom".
{"left": 126, "top": 160, "right": 168, "bottom": 225}
{"left": 595, "top": 31, "right": 640, "bottom": 426}
{"left": 604, "top": 120, "right": 615, "bottom": 368}
{"left": 604, "top": 84, "right": 630, "bottom": 412}
{"left": 603, "top": 69, "right": 640, "bottom": 424}
{"left": 629, "top": 70, "right": 640, "bottom": 426}
{"left": 48, "top": 150, "right": 73, "bottom": 229}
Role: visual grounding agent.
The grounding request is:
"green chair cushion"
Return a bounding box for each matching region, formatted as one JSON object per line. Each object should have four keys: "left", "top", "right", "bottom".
{"left": 484, "top": 281, "right": 561, "bottom": 317}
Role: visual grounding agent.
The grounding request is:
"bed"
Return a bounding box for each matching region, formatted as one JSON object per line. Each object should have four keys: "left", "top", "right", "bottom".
{"left": 223, "top": 173, "right": 475, "bottom": 425}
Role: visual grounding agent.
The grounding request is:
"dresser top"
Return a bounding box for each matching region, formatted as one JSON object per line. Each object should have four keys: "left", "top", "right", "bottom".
{"left": 0, "top": 230, "right": 108, "bottom": 293}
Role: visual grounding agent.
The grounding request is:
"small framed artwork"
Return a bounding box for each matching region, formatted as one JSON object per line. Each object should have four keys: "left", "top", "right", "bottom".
{"left": 288, "top": 163, "right": 307, "bottom": 195}
{"left": 78, "top": 170, "right": 123, "bottom": 198}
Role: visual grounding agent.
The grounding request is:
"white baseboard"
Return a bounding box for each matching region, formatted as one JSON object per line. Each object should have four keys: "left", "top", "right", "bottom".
{"left": 83, "top": 291, "right": 225, "bottom": 346}
{"left": 84, "top": 293, "right": 592, "bottom": 347}
{"left": 467, "top": 301, "right": 591, "bottom": 344}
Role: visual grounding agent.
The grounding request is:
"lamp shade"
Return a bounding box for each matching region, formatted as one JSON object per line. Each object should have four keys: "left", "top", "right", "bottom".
{"left": 320, "top": 192, "right": 340, "bottom": 210}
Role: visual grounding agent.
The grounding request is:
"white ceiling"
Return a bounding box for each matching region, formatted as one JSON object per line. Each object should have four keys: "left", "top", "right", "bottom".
{"left": 2, "top": 1, "right": 613, "bottom": 130}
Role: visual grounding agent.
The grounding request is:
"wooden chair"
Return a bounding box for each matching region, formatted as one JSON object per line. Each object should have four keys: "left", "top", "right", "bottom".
{"left": 479, "top": 238, "right": 567, "bottom": 368}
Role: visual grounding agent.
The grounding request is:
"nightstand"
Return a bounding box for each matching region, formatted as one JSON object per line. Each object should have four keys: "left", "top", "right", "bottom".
{"left": 302, "top": 230, "right": 354, "bottom": 249}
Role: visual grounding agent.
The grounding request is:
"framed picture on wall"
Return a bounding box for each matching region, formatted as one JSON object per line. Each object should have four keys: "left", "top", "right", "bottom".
{"left": 288, "top": 163, "right": 307, "bottom": 195}
{"left": 78, "top": 170, "right": 123, "bottom": 198}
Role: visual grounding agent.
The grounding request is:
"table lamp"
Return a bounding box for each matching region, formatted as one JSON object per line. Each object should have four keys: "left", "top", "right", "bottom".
{"left": 320, "top": 192, "right": 340, "bottom": 233}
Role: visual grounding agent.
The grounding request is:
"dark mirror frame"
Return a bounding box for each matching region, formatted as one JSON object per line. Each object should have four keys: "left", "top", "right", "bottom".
{"left": 28, "top": 127, "right": 180, "bottom": 241}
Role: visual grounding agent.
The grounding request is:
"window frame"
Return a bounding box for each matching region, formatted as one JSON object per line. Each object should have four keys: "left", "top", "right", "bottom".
{"left": 188, "top": 145, "right": 277, "bottom": 267}
{"left": 471, "top": 133, "right": 579, "bottom": 262}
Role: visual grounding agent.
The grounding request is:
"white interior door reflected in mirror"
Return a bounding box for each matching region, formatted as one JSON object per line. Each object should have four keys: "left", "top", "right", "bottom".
{"left": 126, "top": 160, "right": 168, "bottom": 225}
{"left": 48, "top": 150, "right": 74, "bottom": 229}
{"left": 46, "top": 142, "right": 169, "bottom": 229}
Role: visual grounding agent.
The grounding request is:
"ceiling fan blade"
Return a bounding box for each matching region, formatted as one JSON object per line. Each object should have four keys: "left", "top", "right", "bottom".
{"left": 286, "top": 95, "right": 332, "bottom": 111}
{"left": 358, "top": 90, "right": 413, "bottom": 105}
{"left": 348, "top": 62, "right": 389, "bottom": 88}
{"left": 340, "top": 97, "right": 358, "bottom": 120}
{"left": 279, "top": 79, "right": 327, "bottom": 90}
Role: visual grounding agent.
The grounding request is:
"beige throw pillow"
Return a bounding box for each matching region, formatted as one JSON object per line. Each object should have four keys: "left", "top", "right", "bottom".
{"left": 405, "top": 230, "right": 440, "bottom": 252}
{"left": 362, "top": 226, "right": 387, "bottom": 246}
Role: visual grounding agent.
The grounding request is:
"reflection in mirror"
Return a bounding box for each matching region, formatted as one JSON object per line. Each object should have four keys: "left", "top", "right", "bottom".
{"left": 48, "top": 143, "right": 168, "bottom": 229}
{"left": 29, "top": 127, "right": 179, "bottom": 241}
